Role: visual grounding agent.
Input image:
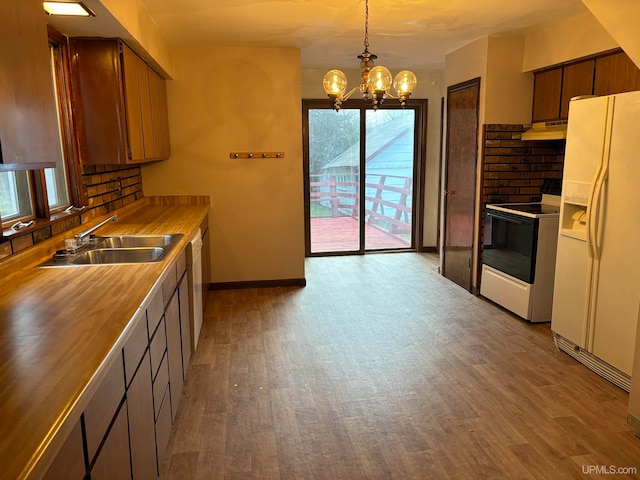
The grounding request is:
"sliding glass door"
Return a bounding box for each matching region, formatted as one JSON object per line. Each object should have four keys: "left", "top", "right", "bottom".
{"left": 307, "top": 108, "right": 361, "bottom": 253}
{"left": 304, "top": 100, "right": 424, "bottom": 256}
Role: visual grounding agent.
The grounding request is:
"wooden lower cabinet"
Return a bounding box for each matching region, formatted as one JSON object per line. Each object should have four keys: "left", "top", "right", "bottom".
{"left": 128, "top": 350, "right": 158, "bottom": 480}
{"left": 154, "top": 385, "right": 173, "bottom": 476}
{"left": 40, "top": 249, "right": 197, "bottom": 480}
{"left": 83, "top": 357, "right": 126, "bottom": 463}
{"left": 42, "top": 420, "right": 85, "bottom": 480}
{"left": 90, "top": 403, "right": 131, "bottom": 480}
{"left": 178, "top": 273, "right": 192, "bottom": 380}
{"left": 166, "top": 291, "right": 184, "bottom": 420}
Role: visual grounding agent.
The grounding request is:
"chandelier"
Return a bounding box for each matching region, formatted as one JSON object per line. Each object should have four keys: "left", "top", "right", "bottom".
{"left": 322, "top": 0, "right": 417, "bottom": 111}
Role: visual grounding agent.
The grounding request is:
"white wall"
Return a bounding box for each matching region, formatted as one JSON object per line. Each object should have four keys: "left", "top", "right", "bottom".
{"left": 95, "top": 0, "right": 175, "bottom": 77}
{"left": 142, "top": 46, "right": 305, "bottom": 284}
{"left": 485, "top": 34, "right": 532, "bottom": 125}
{"left": 522, "top": 10, "right": 617, "bottom": 72}
{"left": 579, "top": 0, "right": 640, "bottom": 69}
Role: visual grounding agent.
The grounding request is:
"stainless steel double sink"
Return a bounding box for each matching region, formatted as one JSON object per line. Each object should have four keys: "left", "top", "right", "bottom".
{"left": 40, "top": 234, "right": 183, "bottom": 267}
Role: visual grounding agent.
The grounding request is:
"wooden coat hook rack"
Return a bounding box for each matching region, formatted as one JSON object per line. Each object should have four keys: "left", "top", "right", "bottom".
{"left": 230, "top": 152, "right": 285, "bottom": 159}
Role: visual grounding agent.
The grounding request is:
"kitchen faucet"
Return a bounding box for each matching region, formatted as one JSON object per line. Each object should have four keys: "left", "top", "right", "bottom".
{"left": 75, "top": 214, "right": 118, "bottom": 245}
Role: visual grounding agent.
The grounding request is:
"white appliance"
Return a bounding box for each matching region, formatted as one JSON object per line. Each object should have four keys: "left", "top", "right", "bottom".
{"left": 187, "top": 228, "right": 204, "bottom": 351}
{"left": 481, "top": 195, "right": 560, "bottom": 322}
{"left": 551, "top": 91, "right": 640, "bottom": 392}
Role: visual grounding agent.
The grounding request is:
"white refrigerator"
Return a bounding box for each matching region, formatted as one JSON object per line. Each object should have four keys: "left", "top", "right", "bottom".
{"left": 551, "top": 91, "right": 640, "bottom": 392}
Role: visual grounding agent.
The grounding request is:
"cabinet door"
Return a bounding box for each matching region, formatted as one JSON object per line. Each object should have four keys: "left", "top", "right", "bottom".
{"left": 594, "top": 51, "right": 640, "bottom": 96}
{"left": 90, "top": 403, "right": 131, "bottom": 480}
{"left": 560, "top": 60, "right": 594, "bottom": 119}
{"left": 128, "top": 350, "right": 158, "bottom": 480}
{"left": 42, "top": 419, "right": 85, "bottom": 480}
{"left": 83, "top": 356, "right": 126, "bottom": 463}
{"left": 0, "top": 0, "right": 59, "bottom": 169}
{"left": 154, "top": 385, "right": 173, "bottom": 476}
{"left": 69, "top": 39, "right": 129, "bottom": 165}
{"left": 166, "top": 291, "right": 184, "bottom": 420}
{"left": 158, "top": 76, "right": 171, "bottom": 158}
{"left": 121, "top": 43, "right": 146, "bottom": 162}
{"left": 148, "top": 69, "right": 165, "bottom": 159}
{"left": 532, "top": 68, "right": 562, "bottom": 122}
{"left": 178, "top": 275, "right": 192, "bottom": 379}
{"left": 137, "top": 60, "right": 155, "bottom": 159}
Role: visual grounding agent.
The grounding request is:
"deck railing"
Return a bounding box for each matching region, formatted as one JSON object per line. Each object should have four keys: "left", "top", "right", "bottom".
{"left": 309, "top": 173, "right": 412, "bottom": 235}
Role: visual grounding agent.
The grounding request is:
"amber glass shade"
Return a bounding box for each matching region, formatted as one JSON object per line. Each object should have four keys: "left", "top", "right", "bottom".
{"left": 367, "top": 66, "right": 392, "bottom": 93}
{"left": 393, "top": 70, "right": 417, "bottom": 95}
{"left": 322, "top": 70, "right": 348, "bottom": 96}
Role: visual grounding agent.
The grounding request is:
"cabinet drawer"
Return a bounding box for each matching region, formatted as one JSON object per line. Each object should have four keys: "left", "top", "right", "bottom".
{"left": 162, "top": 262, "right": 178, "bottom": 308}
{"left": 83, "top": 356, "right": 125, "bottom": 463}
{"left": 147, "top": 288, "right": 164, "bottom": 340}
{"left": 123, "top": 309, "right": 148, "bottom": 386}
{"left": 153, "top": 355, "right": 169, "bottom": 420}
{"left": 177, "top": 249, "right": 187, "bottom": 279}
{"left": 150, "top": 317, "right": 167, "bottom": 377}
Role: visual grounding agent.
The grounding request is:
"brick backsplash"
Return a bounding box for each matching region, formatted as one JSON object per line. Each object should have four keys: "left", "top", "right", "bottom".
{"left": 0, "top": 164, "right": 144, "bottom": 259}
{"left": 481, "top": 124, "right": 565, "bottom": 205}
{"left": 81, "top": 164, "right": 144, "bottom": 221}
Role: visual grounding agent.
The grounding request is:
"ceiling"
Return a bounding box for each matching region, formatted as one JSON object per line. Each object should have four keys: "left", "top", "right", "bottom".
{"left": 138, "top": 0, "right": 587, "bottom": 70}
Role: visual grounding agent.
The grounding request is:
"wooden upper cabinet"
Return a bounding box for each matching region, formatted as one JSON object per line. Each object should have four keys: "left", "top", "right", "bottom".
{"left": 69, "top": 38, "right": 170, "bottom": 165}
{"left": 0, "top": 0, "right": 60, "bottom": 170}
{"left": 121, "top": 44, "right": 146, "bottom": 162}
{"left": 594, "top": 51, "right": 640, "bottom": 96}
{"left": 532, "top": 50, "right": 640, "bottom": 122}
{"left": 532, "top": 68, "right": 562, "bottom": 122}
{"left": 560, "top": 60, "right": 595, "bottom": 119}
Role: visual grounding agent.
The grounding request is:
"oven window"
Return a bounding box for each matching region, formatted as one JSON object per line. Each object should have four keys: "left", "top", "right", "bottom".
{"left": 483, "top": 210, "right": 538, "bottom": 283}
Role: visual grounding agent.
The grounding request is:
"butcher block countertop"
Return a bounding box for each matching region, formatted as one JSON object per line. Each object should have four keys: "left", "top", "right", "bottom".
{"left": 0, "top": 197, "right": 209, "bottom": 480}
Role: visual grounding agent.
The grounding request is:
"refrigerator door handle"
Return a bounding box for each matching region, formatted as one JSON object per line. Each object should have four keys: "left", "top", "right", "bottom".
{"left": 586, "top": 98, "right": 614, "bottom": 261}
{"left": 592, "top": 99, "right": 614, "bottom": 260}
{"left": 585, "top": 174, "right": 598, "bottom": 259}
{"left": 592, "top": 166, "right": 608, "bottom": 259}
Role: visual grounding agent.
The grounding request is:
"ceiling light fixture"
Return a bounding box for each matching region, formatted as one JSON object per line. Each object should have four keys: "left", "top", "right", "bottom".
{"left": 322, "top": 0, "right": 417, "bottom": 111}
{"left": 43, "top": 1, "right": 95, "bottom": 17}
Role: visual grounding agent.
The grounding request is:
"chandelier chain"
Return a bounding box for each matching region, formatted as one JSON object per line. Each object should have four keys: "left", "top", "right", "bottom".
{"left": 364, "top": 0, "right": 369, "bottom": 51}
{"left": 321, "top": 0, "right": 416, "bottom": 111}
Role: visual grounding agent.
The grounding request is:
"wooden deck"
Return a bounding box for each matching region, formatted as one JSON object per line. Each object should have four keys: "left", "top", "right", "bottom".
{"left": 310, "top": 216, "right": 411, "bottom": 252}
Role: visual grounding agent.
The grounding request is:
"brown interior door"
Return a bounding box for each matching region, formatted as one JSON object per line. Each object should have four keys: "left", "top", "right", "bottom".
{"left": 442, "top": 79, "right": 479, "bottom": 291}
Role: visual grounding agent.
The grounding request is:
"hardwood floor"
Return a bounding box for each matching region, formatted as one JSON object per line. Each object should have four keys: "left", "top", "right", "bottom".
{"left": 161, "top": 253, "right": 640, "bottom": 479}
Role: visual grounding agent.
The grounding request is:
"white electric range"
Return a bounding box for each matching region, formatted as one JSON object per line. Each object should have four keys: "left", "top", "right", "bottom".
{"left": 480, "top": 194, "right": 560, "bottom": 322}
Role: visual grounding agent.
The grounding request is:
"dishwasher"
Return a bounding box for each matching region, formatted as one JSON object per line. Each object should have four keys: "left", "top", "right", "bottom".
{"left": 187, "top": 228, "right": 204, "bottom": 351}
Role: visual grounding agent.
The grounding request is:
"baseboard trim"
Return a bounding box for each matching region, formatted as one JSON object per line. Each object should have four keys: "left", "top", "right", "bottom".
{"left": 209, "top": 278, "right": 307, "bottom": 291}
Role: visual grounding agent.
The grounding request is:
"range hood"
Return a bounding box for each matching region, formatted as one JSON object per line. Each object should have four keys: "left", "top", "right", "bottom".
{"left": 521, "top": 120, "right": 568, "bottom": 141}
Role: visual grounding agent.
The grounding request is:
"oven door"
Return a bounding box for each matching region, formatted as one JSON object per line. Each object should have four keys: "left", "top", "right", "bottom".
{"left": 483, "top": 209, "right": 538, "bottom": 283}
